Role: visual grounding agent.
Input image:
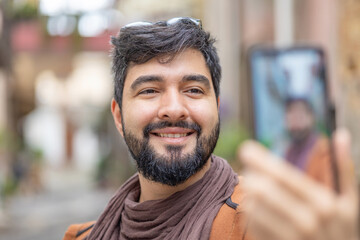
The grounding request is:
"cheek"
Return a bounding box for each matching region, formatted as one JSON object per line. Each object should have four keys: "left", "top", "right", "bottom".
{"left": 188, "top": 100, "right": 219, "bottom": 131}
{"left": 122, "top": 102, "right": 157, "bottom": 132}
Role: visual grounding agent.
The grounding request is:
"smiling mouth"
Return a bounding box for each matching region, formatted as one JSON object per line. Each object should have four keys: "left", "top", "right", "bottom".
{"left": 152, "top": 133, "right": 193, "bottom": 138}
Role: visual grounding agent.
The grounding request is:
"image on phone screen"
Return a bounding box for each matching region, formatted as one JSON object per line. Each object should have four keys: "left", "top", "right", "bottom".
{"left": 248, "top": 46, "right": 337, "bottom": 189}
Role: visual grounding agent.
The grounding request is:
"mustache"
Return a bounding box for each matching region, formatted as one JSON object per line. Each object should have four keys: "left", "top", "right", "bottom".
{"left": 143, "top": 121, "right": 202, "bottom": 137}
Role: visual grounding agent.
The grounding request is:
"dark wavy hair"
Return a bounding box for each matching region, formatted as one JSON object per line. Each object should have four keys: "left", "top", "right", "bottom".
{"left": 110, "top": 18, "right": 221, "bottom": 108}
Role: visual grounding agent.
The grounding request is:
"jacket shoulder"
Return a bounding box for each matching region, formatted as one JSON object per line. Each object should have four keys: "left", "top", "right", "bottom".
{"left": 210, "top": 176, "right": 252, "bottom": 240}
{"left": 63, "top": 221, "right": 95, "bottom": 240}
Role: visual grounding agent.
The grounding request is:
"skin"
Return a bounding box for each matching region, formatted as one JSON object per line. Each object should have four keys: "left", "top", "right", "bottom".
{"left": 239, "top": 128, "right": 359, "bottom": 240}
{"left": 111, "top": 48, "right": 220, "bottom": 203}
{"left": 286, "top": 101, "right": 315, "bottom": 142}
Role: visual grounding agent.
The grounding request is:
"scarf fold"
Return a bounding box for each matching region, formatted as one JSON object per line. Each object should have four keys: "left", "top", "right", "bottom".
{"left": 87, "top": 155, "right": 238, "bottom": 240}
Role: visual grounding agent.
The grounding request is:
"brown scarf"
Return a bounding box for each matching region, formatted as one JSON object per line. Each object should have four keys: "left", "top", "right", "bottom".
{"left": 87, "top": 155, "right": 238, "bottom": 240}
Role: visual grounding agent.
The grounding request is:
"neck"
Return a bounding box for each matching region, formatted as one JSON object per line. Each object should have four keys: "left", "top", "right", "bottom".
{"left": 138, "top": 157, "right": 212, "bottom": 203}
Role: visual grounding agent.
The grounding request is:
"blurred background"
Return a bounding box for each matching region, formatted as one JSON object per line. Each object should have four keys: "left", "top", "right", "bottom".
{"left": 0, "top": 0, "right": 359, "bottom": 239}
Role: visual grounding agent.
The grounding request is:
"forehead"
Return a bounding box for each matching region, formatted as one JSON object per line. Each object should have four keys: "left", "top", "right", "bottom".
{"left": 124, "top": 49, "right": 212, "bottom": 88}
{"left": 286, "top": 101, "right": 313, "bottom": 118}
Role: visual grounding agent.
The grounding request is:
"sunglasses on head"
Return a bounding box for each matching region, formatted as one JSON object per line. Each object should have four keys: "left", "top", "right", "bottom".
{"left": 121, "top": 17, "right": 202, "bottom": 30}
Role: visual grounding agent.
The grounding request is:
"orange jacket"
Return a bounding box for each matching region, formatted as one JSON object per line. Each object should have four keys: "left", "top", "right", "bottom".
{"left": 305, "top": 136, "right": 334, "bottom": 189}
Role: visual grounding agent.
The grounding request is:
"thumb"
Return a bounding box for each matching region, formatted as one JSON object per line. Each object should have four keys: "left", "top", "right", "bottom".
{"left": 333, "top": 129, "right": 359, "bottom": 239}
{"left": 333, "top": 128, "right": 357, "bottom": 196}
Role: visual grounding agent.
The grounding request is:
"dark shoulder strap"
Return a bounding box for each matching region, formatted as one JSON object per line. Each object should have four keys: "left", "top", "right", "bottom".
{"left": 63, "top": 221, "right": 96, "bottom": 240}
{"left": 226, "top": 196, "right": 239, "bottom": 210}
{"left": 209, "top": 177, "right": 253, "bottom": 240}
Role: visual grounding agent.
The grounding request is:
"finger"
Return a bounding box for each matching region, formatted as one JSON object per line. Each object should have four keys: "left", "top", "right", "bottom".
{"left": 244, "top": 173, "right": 320, "bottom": 239}
{"left": 244, "top": 190, "right": 302, "bottom": 240}
{"left": 247, "top": 204, "right": 302, "bottom": 240}
{"left": 336, "top": 196, "right": 359, "bottom": 240}
{"left": 333, "top": 128, "right": 357, "bottom": 196}
{"left": 321, "top": 209, "right": 348, "bottom": 240}
{"left": 333, "top": 129, "right": 359, "bottom": 238}
{"left": 239, "top": 140, "right": 335, "bottom": 218}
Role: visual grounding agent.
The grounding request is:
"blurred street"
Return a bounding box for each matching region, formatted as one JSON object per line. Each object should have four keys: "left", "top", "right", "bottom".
{"left": 0, "top": 167, "right": 113, "bottom": 240}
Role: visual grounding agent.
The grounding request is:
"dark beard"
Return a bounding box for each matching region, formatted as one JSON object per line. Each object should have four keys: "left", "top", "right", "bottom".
{"left": 123, "top": 119, "right": 220, "bottom": 186}
{"left": 288, "top": 128, "right": 313, "bottom": 144}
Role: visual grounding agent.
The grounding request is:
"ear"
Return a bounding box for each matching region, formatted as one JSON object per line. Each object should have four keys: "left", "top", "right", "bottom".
{"left": 111, "top": 98, "right": 124, "bottom": 137}
{"left": 217, "top": 97, "right": 220, "bottom": 110}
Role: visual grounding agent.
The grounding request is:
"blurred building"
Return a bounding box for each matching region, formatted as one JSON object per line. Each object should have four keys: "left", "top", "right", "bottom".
{"left": 337, "top": 0, "right": 360, "bottom": 176}
{"left": 3, "top": 0, "right": 360, "bottom": 188}
{"left": 8, "top": 0, "right": 123, "bottom": 188}
{"left": 0, "top": 0, "right": 21, "bottom": 227}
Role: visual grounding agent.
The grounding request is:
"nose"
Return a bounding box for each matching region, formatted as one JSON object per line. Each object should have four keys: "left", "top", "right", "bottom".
{"left": 157, "top": 90, "right": 189, "bottom": 121}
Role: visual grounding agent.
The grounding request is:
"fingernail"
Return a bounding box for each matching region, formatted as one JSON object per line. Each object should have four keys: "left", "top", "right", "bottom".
{"left": 335, "top": 127, "right": 351, "bottom": 145}
{"left": 238, "top": 141, "right": 256, "bottom": 163}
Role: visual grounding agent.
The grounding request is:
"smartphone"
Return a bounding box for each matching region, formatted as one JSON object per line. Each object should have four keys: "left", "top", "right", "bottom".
{"left": 248, "top": 46, "right": 338, "bottom": 191}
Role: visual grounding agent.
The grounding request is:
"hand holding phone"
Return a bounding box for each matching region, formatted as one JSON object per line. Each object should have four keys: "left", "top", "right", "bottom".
{"left": 238, "top": 129, "right": 358, "bottom": 240}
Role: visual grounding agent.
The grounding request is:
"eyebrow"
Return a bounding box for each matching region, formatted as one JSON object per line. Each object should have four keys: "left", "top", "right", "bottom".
{"left": 181, "top": 74, "right": 211, "bottom": 89}
{"left": 130, "top": 75, "right": 163, "bottom": 90}
{"left": 130, "top": 74, "right": 211, "bottom": 90}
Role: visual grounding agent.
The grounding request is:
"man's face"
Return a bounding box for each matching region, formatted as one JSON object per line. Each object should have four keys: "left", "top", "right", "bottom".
{"left": 111, "top": 48, "right": 220, "bottom": 186}
{"left": 285, "top": 100, "right": 314, "bottom": 143}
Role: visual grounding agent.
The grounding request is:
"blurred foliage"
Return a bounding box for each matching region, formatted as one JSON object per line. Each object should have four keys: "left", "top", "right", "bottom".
{"left": 10, "top": 1, "right": 39, "bottom": 21}
{"left": 28, "top": 147, "right": 43, "bottom": 163}
{"left": 93, "top": 107, "right": 136, "bottom": 188}
{"left": 0, "top": 128, "right": 19, "bottom": 152}
{"left": 0, "top": 127, "right": 44, "bottom": 198}
{"left": 95, "top": 152, "right": 136, "bottom": 188}
{"left": 213, "top": 122, "right": 249, "bottom": 169}
{"left": 0, "top": 128, "right": 16, "bottom": 198}
{"left": 1, "top": 176, "right": 16, "bottom": 197}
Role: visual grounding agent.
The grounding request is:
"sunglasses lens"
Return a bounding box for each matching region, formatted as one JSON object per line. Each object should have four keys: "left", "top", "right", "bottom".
{"left": 166, "top": 17, "right": 183, "bottom": 25}
{"left": 167, "top": 17, "right": 201, "bottom": 27}
{"left": 122, "top": 17, "right": 201, "bottom": 30}
{"left": 122, "top": 21, "right": 152, "bottom": 29}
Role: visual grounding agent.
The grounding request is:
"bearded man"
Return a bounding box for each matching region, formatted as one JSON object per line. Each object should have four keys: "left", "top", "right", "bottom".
{"left": 63, "top": 17, "right": 358, "bottom": 240}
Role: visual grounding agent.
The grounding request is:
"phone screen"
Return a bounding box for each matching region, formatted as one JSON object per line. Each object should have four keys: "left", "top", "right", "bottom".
{"left": 249, "top": 46, "right": 338, "bottom": 190}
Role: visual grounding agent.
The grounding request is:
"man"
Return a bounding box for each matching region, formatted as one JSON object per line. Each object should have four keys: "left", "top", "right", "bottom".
{"left": 63, "top": 18, "right": 358, "bottom": 240}
{"left": 284, "top": 98, "right": 333, "bottom": 188}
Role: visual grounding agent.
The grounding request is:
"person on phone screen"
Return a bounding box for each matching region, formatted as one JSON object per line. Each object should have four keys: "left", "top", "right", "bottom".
{"left": 284, "top": 97, "right": 334, "bottom": 188}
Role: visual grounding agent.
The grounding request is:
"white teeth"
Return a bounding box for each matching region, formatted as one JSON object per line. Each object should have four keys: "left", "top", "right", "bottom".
{"left": 158, "top": 133, "right": 187, "bottom": 138}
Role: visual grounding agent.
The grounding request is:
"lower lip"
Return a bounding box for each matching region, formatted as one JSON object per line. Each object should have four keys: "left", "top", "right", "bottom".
{"left": 150, "top": 133, "right": 195, "bottom": 145}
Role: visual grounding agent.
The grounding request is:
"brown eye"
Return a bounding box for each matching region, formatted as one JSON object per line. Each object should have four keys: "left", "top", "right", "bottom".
{"left": 139, "top": 89, "right": 157, "bottom": 95}
{"left": 186, "top": 88, "right": 204, "bottom": 94}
